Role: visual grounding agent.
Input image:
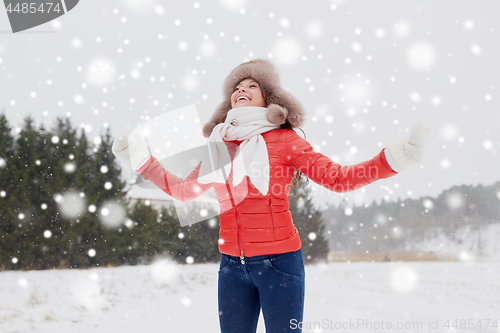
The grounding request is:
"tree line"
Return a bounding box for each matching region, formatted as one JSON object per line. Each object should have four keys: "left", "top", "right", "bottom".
{"left": 323, "top": 179, "right": 500, "bottom": 253}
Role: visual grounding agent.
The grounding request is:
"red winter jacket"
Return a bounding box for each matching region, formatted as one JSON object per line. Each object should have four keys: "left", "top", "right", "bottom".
{"left": 138, "top": 128, "right": 398, "bottom": 257}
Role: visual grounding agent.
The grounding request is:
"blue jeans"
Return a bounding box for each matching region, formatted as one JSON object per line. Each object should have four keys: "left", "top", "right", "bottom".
{"left": 218, "top": 249, "right": 305, "bottom": 333}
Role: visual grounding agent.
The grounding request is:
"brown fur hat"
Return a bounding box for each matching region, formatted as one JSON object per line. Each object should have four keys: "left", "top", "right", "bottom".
{"left": 202, "top": 59, "right": 306, "bottom": 138}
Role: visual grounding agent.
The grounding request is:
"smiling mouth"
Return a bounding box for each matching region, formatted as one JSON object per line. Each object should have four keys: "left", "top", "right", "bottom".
{"left": 236, "top": 96, "right": 251, "bottom": 103}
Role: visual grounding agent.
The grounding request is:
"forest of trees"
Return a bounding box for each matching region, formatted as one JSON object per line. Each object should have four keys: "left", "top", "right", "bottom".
{"left": 323, "top": 179, "right": 500, "bottom": 254}
{"left": 0, "top": 112, "right": 329, "bottom": 270}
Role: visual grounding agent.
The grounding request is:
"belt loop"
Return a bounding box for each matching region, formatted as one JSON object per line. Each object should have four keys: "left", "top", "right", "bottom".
{"left": 222, "top": 253, "right": 229, "bottom": 261}
{"left": 270, "top": 254, "right": 276, "bottom": 262}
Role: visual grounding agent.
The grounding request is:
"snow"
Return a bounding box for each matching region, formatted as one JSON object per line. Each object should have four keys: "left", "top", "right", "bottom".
{"left": 393, "top": 20, "right": 411, "bottom": 38}
{"left": 56, "top": 190, "right": 86, "bottom": 219}
{"left": 407, "top": 41, "right": 436, "bottom": 71}
{"left": 98, "top": 200, "right": 127, "bottom": 229}
{"left": 1, "top": 260, "right": 499, "bottom": 333}
{"left": 272, "top": 37, "right": 302, "bottom": 66}
{"left": 471, "top": 45, "right": 482, "bottom": 55}
{"left": 305, "top": 21, "right": 324, "bottom": 39}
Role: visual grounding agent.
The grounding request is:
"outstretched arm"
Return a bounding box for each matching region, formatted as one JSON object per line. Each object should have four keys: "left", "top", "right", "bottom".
{"left": 112, "top": 136, "right": 212, "bottom": 202}
{"left": 286, "top": 124, "right": 430, "bottom": 193}
{"left": 137, "top": 156, "right": 213, "bottom": 202}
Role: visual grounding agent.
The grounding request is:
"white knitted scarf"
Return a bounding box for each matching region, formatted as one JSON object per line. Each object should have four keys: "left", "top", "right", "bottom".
{"left": 197, "top": 106, "right": 280, "bottom": 195}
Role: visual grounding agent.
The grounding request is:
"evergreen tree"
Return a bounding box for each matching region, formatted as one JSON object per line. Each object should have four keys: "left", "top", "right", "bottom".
{"left": 118, "top": 199, "right": 158, "bottom": 265}
{"left": 288, "top": 179, "right": 329, "bottom": 263}
{"left": 157, "top": 205, "right": 183, "bottom": 259}
{"left": 176, "top": 207, "right": 220, "bottom": 263}
{"left": 0, "top": 111, "right": 17, "bottom": 269}
{"left": 79, "top": 126, "right": 128, "bottom": 267}
{"left": 8, "top": 116, "right": 49, "bottom": 269}
{"left": 64, "top": 127, "right": 94, "bottom": 268}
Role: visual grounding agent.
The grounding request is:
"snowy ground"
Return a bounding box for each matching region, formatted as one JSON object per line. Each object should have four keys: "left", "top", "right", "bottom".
{"left": 1, "top": 259, "right": 499, "bottom": 333}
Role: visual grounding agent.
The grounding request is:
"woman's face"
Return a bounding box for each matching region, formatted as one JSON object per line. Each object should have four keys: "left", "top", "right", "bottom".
{"left": 231, "top": 78, "right": 267, "bottom": 109}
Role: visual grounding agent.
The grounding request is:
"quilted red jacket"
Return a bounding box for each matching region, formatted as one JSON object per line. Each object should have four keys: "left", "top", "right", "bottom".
{"left": 138, "top": 128, "right": 398, "bottom": 257}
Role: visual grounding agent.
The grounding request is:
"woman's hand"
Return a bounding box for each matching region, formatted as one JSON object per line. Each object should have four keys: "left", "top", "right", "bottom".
{"left": 112, "top": 135, "right": 151, "bottom": 171}
{"left": 386, "top": 123, "right": 431, "bottom": 172}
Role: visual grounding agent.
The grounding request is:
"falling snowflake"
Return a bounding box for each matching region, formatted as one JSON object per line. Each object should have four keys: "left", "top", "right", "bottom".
{"left": 458, "top": 251, "right": 473, "bottom": 262}
{"left": 181, "top": 75, "right": 199, "bottom": 92}
{"left": 85, "top": 57, "right": 116, "bottom": 86}
{"left": 98, "top": 199, "right": 126, "bottom": 229}
{"left": 55, "top": 190, "right": 86, "bottom": 219}
{"left": 393, "top": 20, "right": 411, "bottom": 37}
{"left": 440, "top": 159, "right": 451, "bottom": 169}
{"left": 375, "top": 28, "right": 386, "bottom": 38}
{"left": 440, "top": 123, "right": 459, "bottom": 141}
{"left": 305, "top": 20, "right": 323, "bottom": 39}
{"left": 125, "top": 219, "right": 135, "bottom": 229}
{"left": 200, "top": 40, "right": 216, "bottom": 57}
{"left": 482, "top": 140, "right": 493, "bottom": 150}
{"left": 272, "top": 37, "right": 301, "bottom": 66}
{"left": 407, "top": 41, "right": 436, "bottom": 70}
{"left": 279, "top": 18, "right": 290, "bottom": 28}
{"left": 18, "top": 278, "right": 29, "bottom": 288}
{"left": 471, "top": 44, "right": 482, "bottom": 55}
{"left": 181, "top": 296, "right": 192, "bottom": 307}
{"left": 463, "top": 19, "right": 474, "bottom": 30}
{"left": 219, "top": 0, "right": 247, "bottom": 11}
{"left": 422, "top": 199, "right": 434, "bottom": 210}
{"left": 64, "top": 162, "right": 76, "bottom": 173}
{"left": 390, "top": 265, "right": 418, "bottom": 293}
{"left": 392, "top": 226, "right": 403, "bottom": 238}
{"left": 150, "top": 258, "right": 179, "bottom": 286}
{"left": 446, "top": 192, "right": 464, "bottom": 210}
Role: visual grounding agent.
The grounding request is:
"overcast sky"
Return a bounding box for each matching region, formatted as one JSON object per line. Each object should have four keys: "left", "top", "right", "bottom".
{"left": 1, "top": 0, "right": 499, "bottom": 210}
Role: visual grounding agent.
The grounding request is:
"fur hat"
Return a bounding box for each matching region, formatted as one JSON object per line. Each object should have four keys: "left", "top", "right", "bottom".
{"left": 202, "top": 59, "right": 306, "bottom": 138}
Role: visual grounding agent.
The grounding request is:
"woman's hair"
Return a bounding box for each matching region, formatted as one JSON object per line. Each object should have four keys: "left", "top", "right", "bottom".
{"left": 219, "top": 86, "right": 309, "bottom": 198}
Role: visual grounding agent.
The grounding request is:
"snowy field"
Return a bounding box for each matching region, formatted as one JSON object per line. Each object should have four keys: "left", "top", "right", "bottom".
{"left": 1, "top": 259, "right": 499, "bottom": 333}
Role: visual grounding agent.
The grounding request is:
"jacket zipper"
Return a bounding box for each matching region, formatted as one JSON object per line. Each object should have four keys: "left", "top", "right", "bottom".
{"left": 224, "top": 140, "right": 245, "bottom": 265}
{"left": 225, "top": 169, "right": 245, "bottom": 264}
{"left": 235, "top": 204, "right": 245, "bottom": 264}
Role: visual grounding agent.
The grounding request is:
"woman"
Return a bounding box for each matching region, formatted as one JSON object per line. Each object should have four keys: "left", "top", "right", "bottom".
{"left": 112, "top": 59, "right": 430, "bottom": 333}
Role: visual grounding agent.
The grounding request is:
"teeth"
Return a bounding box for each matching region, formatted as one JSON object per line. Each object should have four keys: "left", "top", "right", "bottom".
{"left": 238, "top": 97, "right": 249, "bottom": 101}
